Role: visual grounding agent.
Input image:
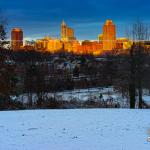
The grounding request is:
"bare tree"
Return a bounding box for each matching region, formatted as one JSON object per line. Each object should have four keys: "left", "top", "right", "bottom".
{"left": 0, "top": 55, "right": 17, "bottom": 109}
{"left": 129, "top": 21, "right": 150, "bottom": 108}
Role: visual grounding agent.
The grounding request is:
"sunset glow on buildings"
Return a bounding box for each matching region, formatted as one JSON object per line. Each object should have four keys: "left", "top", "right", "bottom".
{"left": 35, "top": 36, "right": 63, "bottom": 53}
{"left": 101, "top": 20, "right": 116, "bottom": 50}
{"left": 11, "top": 28, "right": 23, "bottom": 51}
{"left": 61, "top": 20, "right": 76, "bottom": 42}
{"left": 11, "top": 20, "right": 133, "bottom": 55}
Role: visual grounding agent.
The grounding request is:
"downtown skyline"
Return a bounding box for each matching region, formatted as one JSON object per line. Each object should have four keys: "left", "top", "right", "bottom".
{"left": 1, "top": 0, "right": 150, "bottom": 40}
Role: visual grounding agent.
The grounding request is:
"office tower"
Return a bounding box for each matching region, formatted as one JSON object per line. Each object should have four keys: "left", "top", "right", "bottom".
{"left": 11, "top": 28, "right": 23, "bottom": 50}
{"left": 61, "top": 20, "right": 76, "bottom": 42}
{"left": 61, "top": 20, "right": 67, "bottom": 41}
{"left": 98, "top": 34, "right": 103, "bottom": 43}
{"left": 102, "top": 20, "right": 116, "bottom": 50}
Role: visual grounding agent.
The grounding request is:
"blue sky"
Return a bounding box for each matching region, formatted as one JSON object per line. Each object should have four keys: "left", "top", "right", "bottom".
{"left": 0, "top": 0, "right": 150, "bottom": 40}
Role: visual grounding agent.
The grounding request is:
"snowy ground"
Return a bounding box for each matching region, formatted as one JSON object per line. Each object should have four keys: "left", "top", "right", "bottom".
{"left": 17, "top": 87, "right": 116, "bottom": 103}
{"left": 0, "top": 109, "right": 150, "bottom": 150}
{"left": 16, "top": 87, "right": 150, "bottom": 107}
{"left": 16, "top": 87, "right": 128, "bottom": 107}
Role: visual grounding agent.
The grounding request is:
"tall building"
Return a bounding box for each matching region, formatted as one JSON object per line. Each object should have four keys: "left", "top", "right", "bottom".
{"left": 98, "top": 34, "right": 103, "bottom": 43}
{"left": 11, "top": 28, "right": 23, "bottom": 50}
{"left": 102, "top": 20, "right": 116, "bottom": 50}
{"left": 61, "top": 20, "right": 76, "bottom": 42}
{"left": 61, "top": 20, "right": 67, "bottom": 41}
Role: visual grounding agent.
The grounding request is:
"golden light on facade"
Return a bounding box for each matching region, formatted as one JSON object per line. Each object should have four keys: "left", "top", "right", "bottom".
{"left": 11, "top": 19, "right": 135, "bottom": 55}
{"left": 35, "top": 36, "right": 63, "bottom": 53}
{"left": 11, "top": 28, "right": 23, "bottom": 51}
{"left": 102, "top": 20, "right": 116, "bottom": 50}
{"left": 61, "top": 20, "right": 76, "bottom": 42}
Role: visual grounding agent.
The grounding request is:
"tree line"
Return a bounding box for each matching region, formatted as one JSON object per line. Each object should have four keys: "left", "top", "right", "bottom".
{"left": 0, "top": 13, "right": 150, "bottom": 109}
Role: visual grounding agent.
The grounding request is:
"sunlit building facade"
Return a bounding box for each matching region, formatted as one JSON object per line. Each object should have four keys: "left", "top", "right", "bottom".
{"left": 64, "top": 41, "right": 80, "bottom": 53}
{"left": 35, "top": 36, "right": 63, "bottom": 53}
{"left": 11, "top": 28, "right": 23, "bottom": 51}
{"left": 10, "top": 19, "right": 136, "bottom": 55}
{"left": 102, "top": 20, "right": 116, "bottom": 50}
{"left": 98, "top": 34, "right": 103, "bottom": 43}
{"left": 116, "top": 38, "right": 133, "bottom": 50}
{"left": 77, "top": 41, "right": 103, "bottom": 55}
{"left": 61, "top": 20, "right": 76, "bottom": 42}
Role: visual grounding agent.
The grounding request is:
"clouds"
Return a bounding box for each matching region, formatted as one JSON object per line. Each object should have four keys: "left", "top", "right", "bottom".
{"left": 1, "top": 0, "right": 150, "bottom": 39}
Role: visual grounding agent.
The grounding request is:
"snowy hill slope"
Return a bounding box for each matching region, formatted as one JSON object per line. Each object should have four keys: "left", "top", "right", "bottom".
{"left": 0, "top": 109, "right": 150, "bottom": 150}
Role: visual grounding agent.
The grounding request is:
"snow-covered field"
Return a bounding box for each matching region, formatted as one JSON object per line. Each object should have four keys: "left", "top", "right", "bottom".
{"left": 16, "top": 87, "right": 128, "bottom": 107}
{"left": 0, "top": 109, "right": 150, "bottom": 150}
{"left": 17, "top": 87, "right": 116, "bottom": 103}
{"left": 16, "top": 87, "right": 150, "bottom": 108}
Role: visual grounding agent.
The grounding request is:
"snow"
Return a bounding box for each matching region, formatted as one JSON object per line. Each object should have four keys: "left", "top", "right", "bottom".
{"left": 0, "top": 109, "right": 150, "bottom": 150}
{"left": 143, "top": 96, "right": 150, "bottom": 105}
{"left": 12, "top": 87, "right": 150, "bottom": 108}
{"left": 16, "top": 87, "right": 128, "bottom": 106}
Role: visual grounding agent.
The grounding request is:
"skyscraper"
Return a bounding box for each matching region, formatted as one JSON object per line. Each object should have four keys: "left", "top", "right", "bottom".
{"left": 11, "top": 28, "right": 23, "bottom": 50}
{"left": 61, "top": 20, "right": 67, "bottom": 41}
{"left": 102, "top": 20, "right": 116, "bottom": 50}
{"left": 61, "top": 20, "right": 76, "bottom": 42}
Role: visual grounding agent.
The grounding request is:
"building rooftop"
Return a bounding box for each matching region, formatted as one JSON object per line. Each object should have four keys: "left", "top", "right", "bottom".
{"left": 12, "top": 28, "right": 22, "bottom": 32}
{"left": 61, "top": 20, "right": 66, "bottom": 26}
{"left": 105, "top": 20, "right": 114, "bottom": 25}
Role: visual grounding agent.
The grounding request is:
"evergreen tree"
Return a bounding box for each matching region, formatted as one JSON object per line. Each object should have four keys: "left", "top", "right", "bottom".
{"left": 0, "top": 12, "right": 7, "bottom": 49}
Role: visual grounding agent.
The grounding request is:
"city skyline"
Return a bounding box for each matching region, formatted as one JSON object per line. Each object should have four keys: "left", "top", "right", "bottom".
{"left": 8, "top": 19, "right": 127, "bottom": 42}
{"left": 11, "top": 20, "right": 132, "bottom": 56}
{"left": 1, "top": 0, "right": 150, "bottom": 40}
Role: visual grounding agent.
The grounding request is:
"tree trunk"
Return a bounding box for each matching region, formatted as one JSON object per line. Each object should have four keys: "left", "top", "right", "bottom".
{"left": 129, "top": 82, "right": 136, "bottom": 108}
{"left": 138, "top": 75, "right": 143, "bottom": 108}
{"left": 129, "top": 45, "right": 136, "bottom": 109}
